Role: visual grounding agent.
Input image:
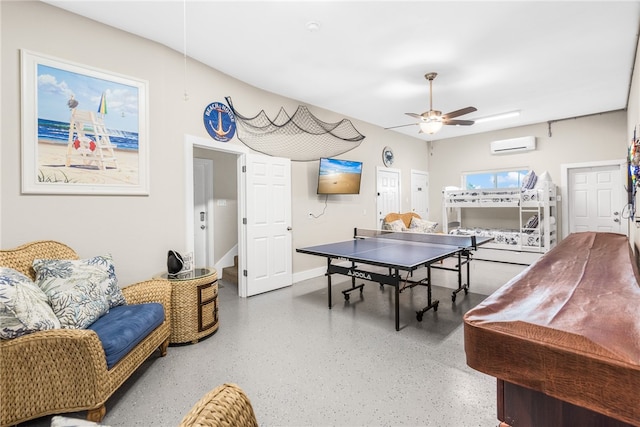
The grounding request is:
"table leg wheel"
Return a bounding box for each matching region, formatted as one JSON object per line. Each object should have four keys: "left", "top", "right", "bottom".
{"left": 434, "top": 302, "right": 439, "bottom": 311}
{"left": 416, "top": 312, "right": 423, "bottom": 322}
{"left": 344, "top": 293, "right": 350, "bottom": 301}
{"left": 451, "top": 294, "right": 457, "bottom": 302}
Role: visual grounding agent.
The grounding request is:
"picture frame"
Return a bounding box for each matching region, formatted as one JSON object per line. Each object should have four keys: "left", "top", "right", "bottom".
{"left": 21, "top": 50, "right": 149, "bottom": 195}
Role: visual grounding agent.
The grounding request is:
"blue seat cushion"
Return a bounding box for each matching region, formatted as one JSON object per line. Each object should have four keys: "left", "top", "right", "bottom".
{"left": 87, "top": 303, "right": 165, "bottom": 369}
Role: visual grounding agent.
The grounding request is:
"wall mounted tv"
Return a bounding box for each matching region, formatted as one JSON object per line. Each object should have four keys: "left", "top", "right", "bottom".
{"left": 317, "top": 157, "right": 363, "bottom": 195}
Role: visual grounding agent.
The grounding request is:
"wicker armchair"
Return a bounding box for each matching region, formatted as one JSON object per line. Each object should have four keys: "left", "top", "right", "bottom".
{"left": 0, "top": 240, "right": 171, "bottom": 427}
{"left": 179, "top": 383, "right": 258, "bottom": 427}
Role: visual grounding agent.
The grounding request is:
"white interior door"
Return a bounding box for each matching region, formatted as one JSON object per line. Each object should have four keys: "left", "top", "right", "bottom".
{"left": 193, "top": 158, "right": 214, "bottom": 268}
{"left": 568, "top": 164, "right": 624, "bottom": 234}
{"left": 411, "top": 170, "right": 429, "bottom": 219}
{"left": 377, "top": 167, "right": 401, "bottom": 228}
{"left": 244, "top": 153, "right": 292, "bottom": 296}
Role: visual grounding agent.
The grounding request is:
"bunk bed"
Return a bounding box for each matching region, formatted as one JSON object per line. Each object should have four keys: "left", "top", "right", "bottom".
{"left": 442, "top": 180, "right": 558, "bottom": 255}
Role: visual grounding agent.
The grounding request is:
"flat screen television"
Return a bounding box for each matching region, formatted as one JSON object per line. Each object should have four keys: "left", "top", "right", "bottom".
{"left": 317, "top": 157, "right": 363, "bottom": 195}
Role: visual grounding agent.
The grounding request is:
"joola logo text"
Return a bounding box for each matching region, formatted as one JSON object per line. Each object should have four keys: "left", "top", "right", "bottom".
{"left": 347, "top": 270, "right": 372, "bottom": 280}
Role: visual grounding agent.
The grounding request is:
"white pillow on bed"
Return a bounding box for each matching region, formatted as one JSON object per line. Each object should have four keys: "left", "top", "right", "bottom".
{"left": 534, "top": 171, "right": 552, "bottom": 188}
{"left": 409, "top": 217, "right": 438, "bottom": 233}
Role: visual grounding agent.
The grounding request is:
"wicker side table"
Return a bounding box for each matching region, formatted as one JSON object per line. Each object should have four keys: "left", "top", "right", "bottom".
{"left": 158, "top": 268, "right": 219, "bottom": 345}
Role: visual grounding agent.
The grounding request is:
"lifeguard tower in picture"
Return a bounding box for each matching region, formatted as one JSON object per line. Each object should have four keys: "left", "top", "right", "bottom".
{"left": 66, "top": 92, "right": 118, "bottom": 171}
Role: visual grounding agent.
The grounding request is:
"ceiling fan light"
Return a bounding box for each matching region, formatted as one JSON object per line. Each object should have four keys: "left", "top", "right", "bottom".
{"left": 419, "top": 119, "right": 443, "bottom": 134}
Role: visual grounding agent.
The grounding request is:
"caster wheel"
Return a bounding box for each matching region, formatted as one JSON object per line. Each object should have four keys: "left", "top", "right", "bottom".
{"left": 434, "top": 303, "right": 439, "bottom": 312}
{"left": 416, "top": 312, "right": 423, "bottom": 322}
{"left": 464, "top": 288, "right": 469, "bottom": 295}
{"left": 451, "top": 294, "right": 456, "bottom": 302}
{"left": 344, "top": 293, "right": 350, "bottom": 301}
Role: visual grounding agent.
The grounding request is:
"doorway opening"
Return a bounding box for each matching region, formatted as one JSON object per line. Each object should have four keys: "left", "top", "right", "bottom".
{"left": 184, "top": 134, "right": 248, "bottom": 296}
{"left": 184, "top": 134, "right": 294, "bottom": 297}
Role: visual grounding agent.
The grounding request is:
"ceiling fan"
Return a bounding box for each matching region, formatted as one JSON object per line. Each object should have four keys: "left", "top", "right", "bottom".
{"left": 387, "top": 72, "right": 477, "bottom": 135}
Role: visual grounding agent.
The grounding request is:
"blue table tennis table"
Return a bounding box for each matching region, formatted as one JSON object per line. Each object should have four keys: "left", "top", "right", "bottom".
{"left": 296, "top": 228, "right": 491, "bottom": 331}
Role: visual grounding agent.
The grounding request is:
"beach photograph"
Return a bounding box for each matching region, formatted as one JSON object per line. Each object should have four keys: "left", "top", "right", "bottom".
{"left": 317, "top": 158, "right": 363, "bottom": 194}
{"left": 22, "top": 51, "right": 148, "bottom": 194}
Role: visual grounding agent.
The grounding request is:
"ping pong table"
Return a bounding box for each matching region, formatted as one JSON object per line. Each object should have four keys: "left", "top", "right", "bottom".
{"left": 296, "top": 228, "right": 491, "bottom": 331}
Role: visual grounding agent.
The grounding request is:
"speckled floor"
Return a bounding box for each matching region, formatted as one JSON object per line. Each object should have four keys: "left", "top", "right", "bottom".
{"left": 20, "top": 274, "right": 498, "bottom": 427}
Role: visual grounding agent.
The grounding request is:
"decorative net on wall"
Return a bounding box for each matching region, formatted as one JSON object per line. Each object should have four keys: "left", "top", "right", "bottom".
{"left": 226, "top": 97, "right": 365, "bottom": 161}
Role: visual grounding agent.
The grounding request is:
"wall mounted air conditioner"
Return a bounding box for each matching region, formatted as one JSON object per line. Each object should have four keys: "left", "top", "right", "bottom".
{"left": 490, "top": 136, "right": 536, "bottom": 154}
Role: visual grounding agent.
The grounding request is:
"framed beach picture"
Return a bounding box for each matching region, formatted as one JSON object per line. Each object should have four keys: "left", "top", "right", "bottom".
{"left": 21, "top": 50, "right": 149, "bottom": 195}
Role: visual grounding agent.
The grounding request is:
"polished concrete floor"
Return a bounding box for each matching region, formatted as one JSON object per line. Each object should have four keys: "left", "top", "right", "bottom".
{"left": 21, "top": 273, "right": 499, "bottom": 427}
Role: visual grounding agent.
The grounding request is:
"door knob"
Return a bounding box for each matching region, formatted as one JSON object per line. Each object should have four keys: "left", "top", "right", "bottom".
{"left": 614, "top": 211, "right": 620, "bottom": 216}
{"left": 287, "top": 226, "right": 292, "bottom": 231}
{"left": 614, "top": 218, "right": 620, "bottom": 223}
{"left": 200, "top": 225, "right": 206, "bottom": 229}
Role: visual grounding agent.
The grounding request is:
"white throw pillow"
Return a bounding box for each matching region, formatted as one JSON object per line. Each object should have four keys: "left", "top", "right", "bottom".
{"left": 0, "top": 267, "right": 60, "bottom": 339}
{"left": 50, "top": 416, "right": 111, "bottom": 427}
{"left": 534, "top": 171, "right": 552, "bottom": 188}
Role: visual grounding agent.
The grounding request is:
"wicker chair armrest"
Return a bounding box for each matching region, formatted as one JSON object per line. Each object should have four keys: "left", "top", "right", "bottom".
{"left": 0, "top": 329, "right": 110, "bottom": 420}
{"left": 121, "top": 279, "right": 172, "bottom": 313}
{"left": 179, "top": 383, "right": 258, "bottom": 427}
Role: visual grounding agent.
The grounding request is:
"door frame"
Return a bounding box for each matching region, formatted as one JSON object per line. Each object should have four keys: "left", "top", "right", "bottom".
{"left": 560, "top": 159, "right": 627, "bottom": 239}
{"left": 193, "top": 158, "right": 215, "bottom": 268}
{"left": 184, "top": 134, "right": 250, "bottom": 296}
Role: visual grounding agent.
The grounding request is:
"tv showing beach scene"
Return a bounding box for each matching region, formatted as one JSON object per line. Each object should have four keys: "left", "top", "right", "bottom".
{"left": 317, "top": 158, "right": 363, "bottom": 195}
{"left": 21, "top": 51, "right": 148, "bottom": 194}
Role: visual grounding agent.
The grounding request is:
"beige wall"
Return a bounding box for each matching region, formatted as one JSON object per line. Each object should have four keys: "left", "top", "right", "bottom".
{"left": 1, "top": 1, "right": 428, "bottom": 283}
{"left": 428, "top": 110, "right": 628, "bottom": 237}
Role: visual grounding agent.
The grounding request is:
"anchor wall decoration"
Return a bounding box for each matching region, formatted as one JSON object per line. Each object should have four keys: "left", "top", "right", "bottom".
{"left": 203, "top": 101, "right": 236, "bottom": 142}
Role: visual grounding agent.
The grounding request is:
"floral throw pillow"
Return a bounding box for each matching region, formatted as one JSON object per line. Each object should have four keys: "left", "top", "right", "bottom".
{"left": 33, "top": 259, "right": 111, "bottom": 329}
{"left": 409, "top": 217, "right": 438, "bottom": 233}
{"left": 383, "top": 219, "right": 406, "bottom": 232}
{"left": 0, "top": 267, "right": 60, "bottom": 339}
{"left": 85, "top": 255, "right": 126, "bottom": 308}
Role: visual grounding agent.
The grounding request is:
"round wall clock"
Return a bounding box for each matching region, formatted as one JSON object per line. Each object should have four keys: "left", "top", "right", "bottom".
{"left": 382, "top": 146, "right": 394, "bottom": 167}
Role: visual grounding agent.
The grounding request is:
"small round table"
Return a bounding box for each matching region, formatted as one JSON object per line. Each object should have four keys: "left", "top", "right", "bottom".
{"left": 158, "top": 268, "right": 219, "bottom": 345}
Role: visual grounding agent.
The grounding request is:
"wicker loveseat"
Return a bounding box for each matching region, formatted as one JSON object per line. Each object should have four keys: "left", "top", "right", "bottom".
{"left": 0, "top": 240, "right": 172, "bottom": 426}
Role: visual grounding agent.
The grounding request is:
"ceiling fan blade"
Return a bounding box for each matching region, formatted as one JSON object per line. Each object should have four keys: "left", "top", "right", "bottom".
{"left": 405, "top": 112, "right": 425, "bottom": 120}
{"left": 444, "top": 119, "right": 475, "bottom": 126}
{"left": 384, "top": 123, "right": 417, "bottom": 130}
{"left": 442, "top": 106, "right": 477, "bottom": 120}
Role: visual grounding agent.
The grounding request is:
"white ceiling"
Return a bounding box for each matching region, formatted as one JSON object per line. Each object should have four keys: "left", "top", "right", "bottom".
{"left": 44, "top": 1, "right": 640, "bottom": 141}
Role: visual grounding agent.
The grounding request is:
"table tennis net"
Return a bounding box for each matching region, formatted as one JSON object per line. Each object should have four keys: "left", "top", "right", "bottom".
{"left": 354, "top": 228, "right": 477, "bottom": 248}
